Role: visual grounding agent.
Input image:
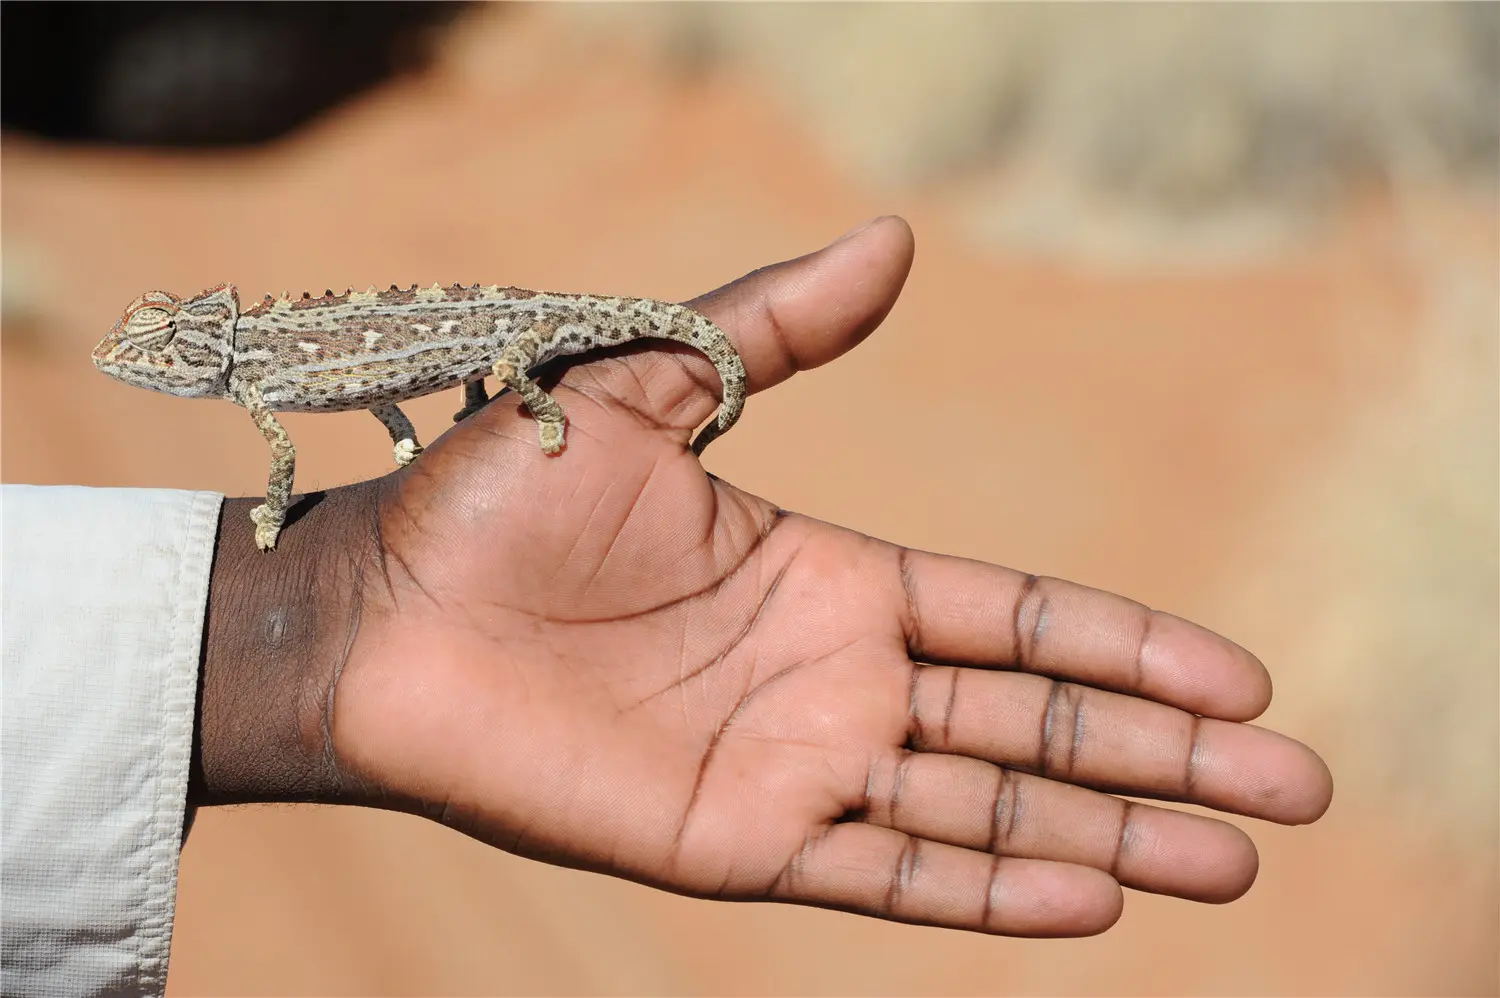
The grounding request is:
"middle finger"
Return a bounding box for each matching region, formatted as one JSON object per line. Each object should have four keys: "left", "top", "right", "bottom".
{"left": 907, "top": 664, "right": 1329, "bottom": 824}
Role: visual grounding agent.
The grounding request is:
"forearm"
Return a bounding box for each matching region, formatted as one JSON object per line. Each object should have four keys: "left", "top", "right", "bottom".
{"left": 192, "top": 483, "right": 382, "bottom": 807}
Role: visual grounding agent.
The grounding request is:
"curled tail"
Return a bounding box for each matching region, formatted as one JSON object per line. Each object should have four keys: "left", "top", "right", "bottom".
{"left": 658, "top": 304, "right": 747, "bottom": 455}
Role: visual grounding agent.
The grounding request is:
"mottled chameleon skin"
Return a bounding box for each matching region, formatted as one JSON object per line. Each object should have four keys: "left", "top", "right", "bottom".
{"left": 93, "top": 282, "right": 748, "bottom": 550}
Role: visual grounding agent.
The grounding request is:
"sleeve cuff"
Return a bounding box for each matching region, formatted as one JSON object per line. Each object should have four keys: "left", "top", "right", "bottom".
{"left": 2, "top": 486, "right": 222, "bottom": 997}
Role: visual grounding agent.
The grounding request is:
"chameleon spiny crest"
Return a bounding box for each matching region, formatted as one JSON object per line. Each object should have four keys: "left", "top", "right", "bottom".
{"left": 93, "top": 281, "right": 747, "bottom": 551}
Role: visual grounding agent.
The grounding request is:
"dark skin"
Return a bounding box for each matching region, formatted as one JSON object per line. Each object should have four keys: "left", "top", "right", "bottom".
{"left": 196, "top": 217, "right": 1332, "bottom": 937}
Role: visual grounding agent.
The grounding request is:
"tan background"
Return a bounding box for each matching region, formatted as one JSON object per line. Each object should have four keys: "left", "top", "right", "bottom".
{"left": 3, "top": 6, "right": 1495, "bottom": 994}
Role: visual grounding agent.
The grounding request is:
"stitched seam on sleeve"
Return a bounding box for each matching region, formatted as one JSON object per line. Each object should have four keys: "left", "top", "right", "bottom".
{"left": 133, "top": 491, "right": 220, "bottom": 994}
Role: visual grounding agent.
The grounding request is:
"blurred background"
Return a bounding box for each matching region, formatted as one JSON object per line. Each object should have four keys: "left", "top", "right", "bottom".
{"left": 3, "top": 2, "right": 1495, "bottom": 993}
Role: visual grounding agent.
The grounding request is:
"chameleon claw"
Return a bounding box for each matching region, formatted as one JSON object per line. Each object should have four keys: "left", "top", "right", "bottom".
{"left": 538, "top": 420, "right": 565, "bottom": 455}
{"left": 249, "top": 503, "right": 283, "bottom": 551}
{"left": 393, "top": 438, "right": 422, "bottom": 467}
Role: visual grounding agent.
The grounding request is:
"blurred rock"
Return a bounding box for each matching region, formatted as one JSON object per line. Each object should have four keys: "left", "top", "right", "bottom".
{"left": 574, "top": 5, "right": 1499, "bottom": 258}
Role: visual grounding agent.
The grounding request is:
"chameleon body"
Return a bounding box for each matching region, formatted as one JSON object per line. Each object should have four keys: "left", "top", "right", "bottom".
{"left": 93, "top": 282, "right": 747, "bottom": 550}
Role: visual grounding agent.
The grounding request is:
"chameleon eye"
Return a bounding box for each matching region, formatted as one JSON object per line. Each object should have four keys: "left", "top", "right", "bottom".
{"left": 124, "top": 305, "right": 178, "bottom": 347}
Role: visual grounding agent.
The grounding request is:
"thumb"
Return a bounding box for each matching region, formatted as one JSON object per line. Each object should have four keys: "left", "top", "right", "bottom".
{"left": 687, "top": 215, "right": 916, "bottom": 397}
{"left": 523, "top": 216, "right": 915, "bottom": 451}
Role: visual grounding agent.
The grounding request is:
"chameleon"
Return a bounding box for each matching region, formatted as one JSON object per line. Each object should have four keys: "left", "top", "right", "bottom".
{"left": 92, "top": 282, "right": 747, "bottom": 551}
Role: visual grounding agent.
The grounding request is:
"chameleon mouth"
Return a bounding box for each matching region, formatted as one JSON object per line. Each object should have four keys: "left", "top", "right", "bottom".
{"left": 91, "top": 337, "right": 123, "bottom": 367}
{"left": 91, "top": 331, "right": 143, "bottom": 370}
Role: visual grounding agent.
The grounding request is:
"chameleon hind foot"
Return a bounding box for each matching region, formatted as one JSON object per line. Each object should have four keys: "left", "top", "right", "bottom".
{"left": 537, "top": 419, "right": 565, "bottom": 454}
{"left": 493, "top": 358, "right": 567, "bottom": 455}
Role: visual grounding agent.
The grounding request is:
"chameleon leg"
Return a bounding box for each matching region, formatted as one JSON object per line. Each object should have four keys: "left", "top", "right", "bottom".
{"left": 239, "top": 385, "right": 295, "bottom": 552}
{"left": 369, "top": 404, "right": 423, "bottom": 467}
{"left": 493, "top": 349, "right": 567, "bottom": 454}
{"left": 452, "top": 378, "right": 490, "bottom": 423}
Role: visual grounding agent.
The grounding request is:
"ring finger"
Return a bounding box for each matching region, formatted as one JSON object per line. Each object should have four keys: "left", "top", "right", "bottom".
{"left": 860, "top": 750, "right": 1259, "bottom": 902}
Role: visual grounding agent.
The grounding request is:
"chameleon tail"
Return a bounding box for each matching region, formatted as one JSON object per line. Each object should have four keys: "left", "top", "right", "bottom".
{"left": 662, "top": 305, "right": 747, "bottom": 455}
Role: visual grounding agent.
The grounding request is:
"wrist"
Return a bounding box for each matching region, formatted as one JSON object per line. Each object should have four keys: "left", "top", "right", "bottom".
{"left": 191, "top": 482, "right": 383, "bottom": 807}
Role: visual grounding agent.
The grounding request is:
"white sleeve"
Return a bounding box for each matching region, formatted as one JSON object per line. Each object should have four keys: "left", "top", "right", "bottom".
{"left": 2, "top": 485, "right": 222, "bottom": 998}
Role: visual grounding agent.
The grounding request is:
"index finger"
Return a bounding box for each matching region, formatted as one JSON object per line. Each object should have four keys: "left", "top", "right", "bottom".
{"left": 895, "top": 547, "right": 1273, "bottom": 722}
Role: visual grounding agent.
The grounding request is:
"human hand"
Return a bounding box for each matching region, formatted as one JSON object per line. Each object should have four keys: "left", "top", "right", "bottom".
{"left": 200, "top": 217, "right": 1332, "bottom": 936}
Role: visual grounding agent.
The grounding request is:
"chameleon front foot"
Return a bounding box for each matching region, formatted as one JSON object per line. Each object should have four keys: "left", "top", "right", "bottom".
{"left": 393, "top": 438, "right": 423, "bottom": 467}
{"left": 249, "top": 503, "right": 285, "bottom": 552}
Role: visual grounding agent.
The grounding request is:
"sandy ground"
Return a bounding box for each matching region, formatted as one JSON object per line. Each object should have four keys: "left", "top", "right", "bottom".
{"left": 3, "top": 9, "right": 1495, "bottom": 995}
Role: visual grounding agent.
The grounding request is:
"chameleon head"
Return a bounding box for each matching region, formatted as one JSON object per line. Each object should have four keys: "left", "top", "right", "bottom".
{"left": 93, "top": 285, "right": 238, "bottom": 398}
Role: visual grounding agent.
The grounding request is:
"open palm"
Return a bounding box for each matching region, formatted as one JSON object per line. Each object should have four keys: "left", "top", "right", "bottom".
{"left": 327, "top": 218, "right": 1331, "bottom": 936}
